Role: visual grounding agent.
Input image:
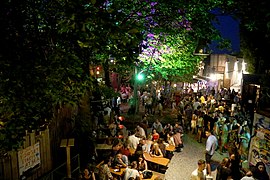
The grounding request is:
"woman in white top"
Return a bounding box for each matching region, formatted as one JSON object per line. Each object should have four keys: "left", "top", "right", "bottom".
{"left": 167, "top": 132, "right": 175, "bottom": 146}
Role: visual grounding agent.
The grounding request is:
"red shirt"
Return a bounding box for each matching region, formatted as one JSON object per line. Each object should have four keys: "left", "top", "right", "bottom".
{"left": 152, "top": 133, "right": 160, "bottom": 141}
{"left": 120, "top": 147, "right": 131, "bottom": 157}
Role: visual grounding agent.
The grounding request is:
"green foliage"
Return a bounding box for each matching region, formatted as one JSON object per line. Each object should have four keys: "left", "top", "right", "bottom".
{"left": 138, "top": 34, "right": 201, "bottom": 81}
{"left": 99, "top": 85, "right": 119, "bottom": 99}
{"left": 0, "top": 0, "right": 238, "bottom": 153}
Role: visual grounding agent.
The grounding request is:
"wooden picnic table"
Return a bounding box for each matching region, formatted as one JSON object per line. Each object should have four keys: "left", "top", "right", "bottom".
{"left": 143, "top": 152, "right": 170, "bottom": 167}
{"left": 110, "top": 167, "right": 126, "bottom": 176}
{"left": 96, "top": 161, "right": 126, "bottom": 176}
{"left": 97, "top": 161, "right": 158, "bottom": 179}
{"left": 166, "top": 144, "right": 175, "bottom": 152}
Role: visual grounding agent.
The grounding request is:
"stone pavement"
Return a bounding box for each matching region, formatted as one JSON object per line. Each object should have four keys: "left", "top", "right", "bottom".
{"left": 165, "top": 133, "right": 228, "bottom": 180}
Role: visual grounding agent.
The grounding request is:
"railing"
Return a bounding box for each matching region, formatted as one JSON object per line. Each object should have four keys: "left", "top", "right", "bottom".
{"left": 39, "top": 154, "right": 80, "bottom": 180}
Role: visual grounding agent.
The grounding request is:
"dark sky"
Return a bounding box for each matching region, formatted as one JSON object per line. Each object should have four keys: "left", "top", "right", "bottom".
{"left": 210, "top": 15, "right": 240, "bottom": 54}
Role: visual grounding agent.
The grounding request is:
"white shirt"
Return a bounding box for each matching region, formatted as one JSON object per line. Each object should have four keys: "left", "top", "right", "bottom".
{"left": 117, "top": 96, "right": 121, "bottom": 106}
{"left": 191, "top": 169, "right": 207, "bottom": 180}
{"left": 206, "top": 135, "right": 218, "bottom": 156}
{"left": 137, "top": 126, "right": 146, "bottom": 138}
{"left": 128, "top": 134, "right": 140, "bottom": 150}
{"left": 123, "top": 168, "right": 140, "bottom": 180}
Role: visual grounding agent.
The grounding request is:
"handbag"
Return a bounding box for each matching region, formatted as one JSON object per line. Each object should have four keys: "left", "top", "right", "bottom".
{"left": 142, "top": 170, "right": 153, "bottom": 179}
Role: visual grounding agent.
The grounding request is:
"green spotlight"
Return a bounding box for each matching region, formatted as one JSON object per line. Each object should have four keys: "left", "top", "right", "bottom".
{"left": 137, "top": 73, "right": 144, "bottom": 81}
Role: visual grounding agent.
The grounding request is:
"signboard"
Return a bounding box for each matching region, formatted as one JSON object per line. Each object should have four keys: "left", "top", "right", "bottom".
{"left": 248, "top": 113, "right": 270, "bottom": 175}
{"left": 18, "top": 142, "right": 41, "bottom": 176}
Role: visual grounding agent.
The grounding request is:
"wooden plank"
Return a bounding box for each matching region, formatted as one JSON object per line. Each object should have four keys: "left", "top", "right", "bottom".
{"left": 41, "top": 131, "right": 47, "bottom": 175}
{"left": 38, "top": 134, "right": 45, "bottom": 175}
{"left": 45, "top": 129, "right": 52, "bottom": 170}
{"left": 166, "top": 145, "right": 175, "bottom": 152}
{"left": 143, "top": 153, "right": 170, "bottom": 167}
{"left": 3, "top": 157, "right": 12, "bottom": 180}
{"left": 30, "top": 131, "right": 35, "bottom": 146}
{"left": 10, "top": 150, "right": 19, "bottom": 180}
{"left": 35, "top": 135, "right": 42, "bottom": 178}
{"left": 23, "top": 134, "right": 30, "bottom": 149}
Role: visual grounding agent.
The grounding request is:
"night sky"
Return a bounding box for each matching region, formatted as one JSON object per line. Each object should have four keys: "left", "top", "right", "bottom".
{"left": 210, "top": 15, "right": 240, "bottom": 54}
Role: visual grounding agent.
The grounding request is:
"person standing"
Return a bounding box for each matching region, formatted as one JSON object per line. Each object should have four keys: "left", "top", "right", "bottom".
{"left": 191, "top": 159, "right": 207, "bottom": 180}
{"left": 205, "top": 130, "right": 218, "bottom": 177}
{"left": 252, "top": 161, "right": 269, "bottom": 180}
{"left": 216, "top": 158, "right": 232, "bottom": 180}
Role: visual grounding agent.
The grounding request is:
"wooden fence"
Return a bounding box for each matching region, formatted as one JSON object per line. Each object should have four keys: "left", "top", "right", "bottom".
{"left": 0, "top": 129, "right": 52, "bottom": 180}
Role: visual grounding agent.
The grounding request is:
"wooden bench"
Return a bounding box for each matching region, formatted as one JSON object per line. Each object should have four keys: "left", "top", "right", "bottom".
{"left": 142, "top": 171, "right": 165, "bottom": 180}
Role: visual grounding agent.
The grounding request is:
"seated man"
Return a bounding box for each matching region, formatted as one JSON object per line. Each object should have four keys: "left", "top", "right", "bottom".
{"left": 111, "top": 153, "right": 128, "bottom": 168}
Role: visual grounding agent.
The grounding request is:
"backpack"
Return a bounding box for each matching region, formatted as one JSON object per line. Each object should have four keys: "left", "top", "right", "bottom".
{"left": 142, "top": 170, "right": 153, "bottom": 179}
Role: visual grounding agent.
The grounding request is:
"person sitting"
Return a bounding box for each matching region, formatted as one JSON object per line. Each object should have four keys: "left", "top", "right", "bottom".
{"left": 134, "top": 138, "right": 147, "bottom": 160}
{"left": 135, "top": 124, "right": 146, "bottom": 138}
{"left": 167, "top": 132, "right": 175, "bottom": 146}
{"left": 127, "top": 130, "right": 140, "bottom": 150}
{"left": 98, "top": 159, "right": 113, "bottom": 180}
{"left": 152, "top": 129, "right": 160, "bottom": 142}
{"left": 111, "top": 139, "right": 122, "bottom": 157}
{"left": 79, "top": 166, "right": 96, "bottom": 180}
{"left": 120, "top": 141, "right": 131, "bottom": 157}
{"left": 150, "top": 143, "right": 163, "bottom": 158}
{"left": 112, "top": 153, "right": 128, "bottom": 168}
{"left": 163, "top": 123, "right": 173, "bottom": 137}
{"left": 157, "top": 139, "right": 166, "bottom": 157}
{"left": 123, "top": 161, "right": 140, "bottom": 180}
{"left": 137, "top": 155, "right": 148, "bottom": 173}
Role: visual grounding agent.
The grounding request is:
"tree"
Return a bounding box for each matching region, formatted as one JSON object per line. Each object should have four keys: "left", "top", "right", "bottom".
{"left": 221, "top": 0, "right": 270, "bottom": 74}
{"left": 0, "top": 0, "right": 235, "bottom": 153}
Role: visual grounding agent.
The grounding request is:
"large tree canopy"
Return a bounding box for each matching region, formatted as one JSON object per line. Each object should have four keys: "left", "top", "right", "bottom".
{"left": 0, "top": 0, "right": 235, "bottom": 152}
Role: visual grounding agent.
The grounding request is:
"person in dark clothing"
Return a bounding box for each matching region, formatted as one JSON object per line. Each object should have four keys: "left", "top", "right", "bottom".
{"left": 203, "top": 113, "right": 213, "bottom": 131}
{"left": 252, "top": 161, "right": 269, "bottom": 180}
{"left": 229, "top": 151, "right": 242, "bottom": 180}
{"left": 216, "top": 158, "right": 232, "bottom": 180}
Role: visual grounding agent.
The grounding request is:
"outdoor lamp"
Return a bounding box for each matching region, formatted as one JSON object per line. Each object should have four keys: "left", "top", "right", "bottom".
{"left": 118, "top": 116, "right": 124, "bottom": 121}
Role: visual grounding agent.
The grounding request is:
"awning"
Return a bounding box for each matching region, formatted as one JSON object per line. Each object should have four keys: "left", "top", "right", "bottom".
{"left": 193, "top": 75, "right": 208, "bottom": 82}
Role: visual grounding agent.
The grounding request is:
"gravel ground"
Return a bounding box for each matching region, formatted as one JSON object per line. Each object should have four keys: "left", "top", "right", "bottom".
{"left": 164, "top": 133, "right": 228, "bottom": 180}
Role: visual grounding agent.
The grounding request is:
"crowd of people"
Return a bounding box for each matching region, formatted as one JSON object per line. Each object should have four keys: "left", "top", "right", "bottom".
{"left": 81, "top": 85, "right": 269, "bottom": 180}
